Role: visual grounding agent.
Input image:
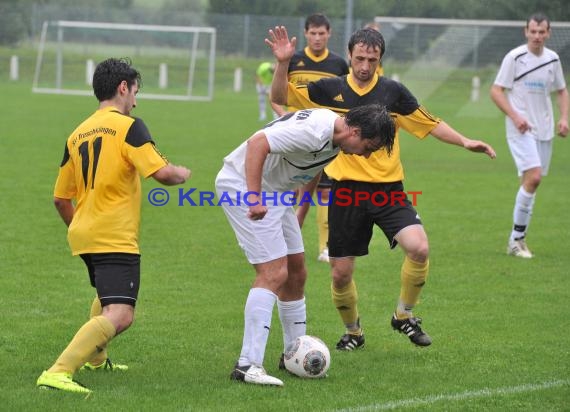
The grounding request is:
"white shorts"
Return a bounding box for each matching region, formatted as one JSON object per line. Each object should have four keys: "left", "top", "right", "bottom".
{"left": 507, "top": 133, "right": 552, "bottom": 176}
{"left": 215, "top": 169, "right": 304, "bottom": 264}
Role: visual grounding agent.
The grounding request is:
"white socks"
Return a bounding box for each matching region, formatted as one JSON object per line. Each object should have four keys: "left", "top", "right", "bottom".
{"left": 277, "top": 297, "right": 307, "bottom": 352}
{"left": 238, "top": 288, "right": 276, "bottom": 367}
{"left": 511, "top": 186, "right": 535, "bottom": 240}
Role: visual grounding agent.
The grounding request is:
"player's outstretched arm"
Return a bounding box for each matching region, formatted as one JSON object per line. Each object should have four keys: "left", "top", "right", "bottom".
{"left": 430, "top": 121, "right": 496, "bottom": 159}
{"left": 266, "top": 26, "right": 296, "bottom": 106}
{"left": 152, "top": 164, "right": 191, "bottom": 185}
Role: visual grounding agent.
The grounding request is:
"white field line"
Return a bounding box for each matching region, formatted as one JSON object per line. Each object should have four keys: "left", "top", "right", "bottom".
{"left": 334, "top": 379, "right": 570, "bottom": 412}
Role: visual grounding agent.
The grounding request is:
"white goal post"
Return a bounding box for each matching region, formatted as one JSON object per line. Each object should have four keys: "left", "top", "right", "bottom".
{"left": 33, "top": 20, "right": 216, "bottom": 101}
{"left": 372, "top": 16, "right": 570, "bottom": 102}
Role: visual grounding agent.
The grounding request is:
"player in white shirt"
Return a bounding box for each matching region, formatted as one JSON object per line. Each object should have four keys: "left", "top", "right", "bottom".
{"left": 215, "top": 104, "right": 395, "bottom": 386}
{"left": 491, "top": 12, "right": 568, "bottom": 258}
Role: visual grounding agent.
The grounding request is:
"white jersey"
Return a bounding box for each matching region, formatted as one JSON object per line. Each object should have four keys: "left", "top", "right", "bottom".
{"left": 221, "top": 108, "right": 340, "bottom": 192}
{"left": 494, "top": 44, "right": 566, "bottom": 141}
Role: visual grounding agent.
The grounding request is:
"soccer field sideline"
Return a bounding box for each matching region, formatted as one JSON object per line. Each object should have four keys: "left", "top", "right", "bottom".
{"left": 334, "top": 378, "right": 570, "bottom": 411}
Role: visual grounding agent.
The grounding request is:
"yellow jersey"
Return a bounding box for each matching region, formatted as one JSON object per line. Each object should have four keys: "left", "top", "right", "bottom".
{"left": 54, "top": 106, "right": 168, "bottom": 255}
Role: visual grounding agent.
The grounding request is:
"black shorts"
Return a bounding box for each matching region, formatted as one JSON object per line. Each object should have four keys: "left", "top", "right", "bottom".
{"left": 328, "top": 180, "right": 422, "bottom": 258}
{"left": 317, "top": 171, "right": 333, "bottom": 189}
{"left": 80, "top": 253, "right": 141, "bottom": 307}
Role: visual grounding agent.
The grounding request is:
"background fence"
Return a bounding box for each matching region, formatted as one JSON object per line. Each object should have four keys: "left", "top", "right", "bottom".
{"left": 1, "top": 3, "right": 569, "bottom": 99}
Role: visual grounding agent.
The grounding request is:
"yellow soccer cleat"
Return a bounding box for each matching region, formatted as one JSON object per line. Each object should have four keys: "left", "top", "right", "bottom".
{"left": 37, "top": 370, "right": 91, "bottom": 394}
{"left": 81, "top": 358, "right": 128, "bottom": 371}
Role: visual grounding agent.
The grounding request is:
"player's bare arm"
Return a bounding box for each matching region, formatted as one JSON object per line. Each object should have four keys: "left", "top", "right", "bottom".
{"left": 490, "top": 84, "right": 531, "bottom": 134}
{"left": 430, "top": 121, "right": 497, "bottom": 159}
{"left": 245, "top": 132, "right": 270, "bottom": 220}
{"left": 152, "top": 164, "right": 191, "bottom": 185}
{"left": 266, "top": 26, "right": 296, "bottom": 105}
{"left": 54, "top": 197, "right": 74, "bottom": 226}
{"left": 556, "top": 88, "right": 569, "bottom": 137}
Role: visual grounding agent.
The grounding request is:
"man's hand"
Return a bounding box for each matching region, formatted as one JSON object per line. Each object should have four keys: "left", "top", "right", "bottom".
{"left": 512, "top": 113, "right": 532, "bottom": 134}
{"left": 265, "top": 26, "right": 297, "bottom": 63}
{"left": 464, "top": 139, "right": 497, "bottom": 159}
{"left": 557, "top": 119, "right": 568, "bottom": 137}
{"left": 247, "top": 202, "right": 268, "bottom": 221}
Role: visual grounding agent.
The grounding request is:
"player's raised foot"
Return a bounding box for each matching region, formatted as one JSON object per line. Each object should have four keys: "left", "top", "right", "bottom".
{"left": 391, "top": 314, "right": 432, "bottom": 347}
{"left": 507, "top": 237, "right": 533, "bottom": 258}
{"left": 230, "top": 364, "right": 284, "bottom": 386}
{"left": 81, "top": 358, "right": 128, "bottom": 372}
{"left": 278, "top": 353, "right": 286, "bottom": 370}
{"left": 317, "top": 248, "right": 330, "bottom": 263}
{"left": 336, "top": 333, "right": 365, "bottom": 351}
{"left": 37, "top": 371, "right": 92, "bottom": 394}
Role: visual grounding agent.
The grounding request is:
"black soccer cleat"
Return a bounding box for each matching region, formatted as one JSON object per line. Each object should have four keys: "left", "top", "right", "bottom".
{"left": 335, "top": 333, "right": 365, "bottom": 351}
{"left": 391, "top": 313, "right": 432, "bottom": 347}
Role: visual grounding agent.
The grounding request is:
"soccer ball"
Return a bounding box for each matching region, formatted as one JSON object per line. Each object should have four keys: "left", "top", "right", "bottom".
{"left": 284, "top": 335, "right": 330, "bottom": 378}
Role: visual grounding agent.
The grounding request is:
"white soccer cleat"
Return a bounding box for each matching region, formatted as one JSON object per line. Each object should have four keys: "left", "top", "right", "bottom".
{"left": 507, "top": 238, "right": 533, "bottom": 258}
{"left": 317, "top": 248, "right": 330, "bottom": 263}
{"left": 230, "top": 364, "right": 283, "bottom": 386}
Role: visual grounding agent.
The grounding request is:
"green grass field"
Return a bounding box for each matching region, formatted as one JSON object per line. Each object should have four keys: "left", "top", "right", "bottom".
{"left": 1, "top": 66, "right": 569, "bottom": 411}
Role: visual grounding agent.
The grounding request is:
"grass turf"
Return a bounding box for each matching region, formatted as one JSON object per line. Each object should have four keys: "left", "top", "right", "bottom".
{"left": 0, "top": 72, "right": 569, "bottom": 411}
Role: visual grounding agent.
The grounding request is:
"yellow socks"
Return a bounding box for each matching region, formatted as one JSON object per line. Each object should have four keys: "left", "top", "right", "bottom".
{"left": 396, "top": 256, "right": 429, "bottom": 319}
{"left": 331, "top": 280, "right": 361, "bottom": 335}
{"left": 86, "top": 296, "right": 108, "bottom": 366}
{"left": 89, "top": 296, "right": 102, "bottom": 318}
{"left": 48, "top": 315, "right": 116, "bottom": 374}
{"left": 316, "top": 203, "right": 329, "bottom": 253}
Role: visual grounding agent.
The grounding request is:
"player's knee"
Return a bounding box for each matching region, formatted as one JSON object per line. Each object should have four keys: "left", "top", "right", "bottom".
{"left": 114, "top": 311, "right": 135, "bottom": 334}
{"left": 527, "top": 174, "right": 542, "bottom": 190}
{"left": 408, "top": 241, "right": 429, "bottom": 263}
{"left": 103, "top": 304, "right": 135, "bottom": 334}
{"left": 331, "top": 267, "right": 353, "bottom": 288}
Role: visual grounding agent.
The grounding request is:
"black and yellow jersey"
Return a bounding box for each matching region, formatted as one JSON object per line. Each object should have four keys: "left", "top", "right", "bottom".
{"left": 54, "top": 106, "right": 168, "bottom": 255}
{"left": 287, "top": 47, "right": 349, "bottom": 86}
{"left": 285, "top": 73, "right": 440, "bottom": 182}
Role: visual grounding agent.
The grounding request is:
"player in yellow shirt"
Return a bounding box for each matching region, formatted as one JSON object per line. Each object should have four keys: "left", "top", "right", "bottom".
{"left": 285, "top": 13, "right": 349, "bottom": 88}
{"left": 37, "top": 58, "right": 191, "bottom": 394}
{"left": 268, "top": 26, "right": 496, "bottom": 351}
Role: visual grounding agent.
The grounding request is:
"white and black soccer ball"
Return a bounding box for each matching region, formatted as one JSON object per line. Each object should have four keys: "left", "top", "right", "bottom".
{"left": 284, "top": 335, "right": 330, "bottom": 378}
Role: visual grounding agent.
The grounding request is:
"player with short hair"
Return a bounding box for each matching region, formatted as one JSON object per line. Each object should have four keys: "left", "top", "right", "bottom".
{"left": 490, "top": 12, "right": 568, "bottom": 258}
{"left": 216, "top": 104, "right": 395, "bottom": 386}
{"left": 267, "top": 26, "right": 496, "bottom": 351}
{"left": 278, "top": 13, "right": 350, "bottom": 264}
{"left": 286, "top": 13, "right": 349, "bottom": 87}
{"left": 36, "top": 58, "right": 191, "bottom": 394}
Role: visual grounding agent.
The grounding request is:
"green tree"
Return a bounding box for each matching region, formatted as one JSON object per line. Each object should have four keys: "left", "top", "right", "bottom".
{"left": 207, "top": 0, "right": 570, "bottom": 21}
{"left": 209, "top": 0, "right": 301, "bottom": 15}
{"left": 0, "top": 2, "right": 28, "bottom": 46}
